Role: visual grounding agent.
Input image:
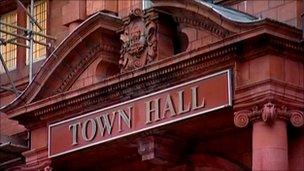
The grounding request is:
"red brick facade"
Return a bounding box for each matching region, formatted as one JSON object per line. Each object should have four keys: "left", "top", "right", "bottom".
{"left": 0, "top": 0, "right": 303, "bottom": 170}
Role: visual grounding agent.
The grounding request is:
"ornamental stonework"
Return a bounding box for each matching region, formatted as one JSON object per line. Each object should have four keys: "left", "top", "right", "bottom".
{"left": 234, "top": 102, "right": 304, "bottom": 128}
{"left": 119, "top": 8, "right": 157, "bottom": 72}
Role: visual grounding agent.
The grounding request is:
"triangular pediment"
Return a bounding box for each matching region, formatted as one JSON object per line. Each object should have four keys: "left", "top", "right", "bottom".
{"left": 68, "top": 55, "right": 120, "bottom": 92}
{"left": 34, "top": 28, "right": 120, "bottom": 101}
{"left": 32, "top": 16, "right": 121, "bottom": 102}
{"left": 0, "top": 12, "right": 122, "bottom": 111}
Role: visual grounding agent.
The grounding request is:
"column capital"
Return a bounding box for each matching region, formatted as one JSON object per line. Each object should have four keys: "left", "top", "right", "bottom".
{"left": 234, "top": 102, "right": 304, "bottom": 128}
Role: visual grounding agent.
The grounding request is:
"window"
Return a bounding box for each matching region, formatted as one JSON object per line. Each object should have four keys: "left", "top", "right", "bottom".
{"left": 0, "top": 11, "right": 17, "bottom": 73}
{"left": 27, "top": 0, "right": 47, "bottom": 63}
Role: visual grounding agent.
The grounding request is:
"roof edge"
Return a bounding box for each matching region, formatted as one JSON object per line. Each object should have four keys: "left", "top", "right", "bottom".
{"left": 0, "top": 12, "right": 122, "bottom": 113}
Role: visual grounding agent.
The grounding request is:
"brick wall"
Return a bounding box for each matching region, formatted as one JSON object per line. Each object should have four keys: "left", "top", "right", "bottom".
{"left": 49, "top": 0, "right": 69, "bottom": 46}
{"left": 230, "top": 0, "right": 303, "bottom": 29}
{"left": 182, "top": 28, "right": 221, "bottom": 51}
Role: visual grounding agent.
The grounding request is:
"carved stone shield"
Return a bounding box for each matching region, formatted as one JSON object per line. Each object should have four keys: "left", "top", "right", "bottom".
{"left": 119, "top": 9, "right": 157, "bottom": 72}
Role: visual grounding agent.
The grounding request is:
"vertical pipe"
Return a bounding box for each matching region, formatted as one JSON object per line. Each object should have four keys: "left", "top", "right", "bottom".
{"left": 29, "top": 0, "right": 34, "bottom": 83}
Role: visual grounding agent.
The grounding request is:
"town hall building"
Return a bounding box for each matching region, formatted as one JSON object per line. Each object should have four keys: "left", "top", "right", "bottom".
{"left": 0, "top": 0, "right": 303, "bottom": 170}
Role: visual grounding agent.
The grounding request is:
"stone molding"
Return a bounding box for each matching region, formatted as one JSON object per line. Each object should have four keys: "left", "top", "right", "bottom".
{"left": 32, "top": 48, "right": 235, "bottom": 120}
{"left": 175, "top": 17, "right": 232, "bottom": 38}
{"left": 2, "top": 14, "right": 303, "bottom": 128}
{"left": 234, "top": 102, "right": 304, "bottom": 128}
{"left": 56, "top": 43, "right": 117, "bottom": 93}
{"left": 6, "top": 160, "right": 52, "bottom": 171}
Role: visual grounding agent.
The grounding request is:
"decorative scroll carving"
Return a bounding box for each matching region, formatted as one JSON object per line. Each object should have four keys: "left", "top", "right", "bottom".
{"left": 234, "top": 110, "right": 251, "bottom": 128}
{"left": 289, "top": 110, "right": 304, "bottom": 127}
{"left": 119, "top": 8, "right": 157, "bottom": 72}
{"left": 44, "top": 165, "right": 53, "bottom": 171}
{"left": 234, "top": 102, "right": 304, "bottom": 128}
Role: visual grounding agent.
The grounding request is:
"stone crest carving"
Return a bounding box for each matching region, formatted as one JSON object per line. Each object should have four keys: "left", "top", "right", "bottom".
{"left": 119, "top": 8, "right": 157, "bottom": 72}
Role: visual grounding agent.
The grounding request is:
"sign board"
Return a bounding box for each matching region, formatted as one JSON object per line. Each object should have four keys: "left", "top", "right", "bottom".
{"left": 49, "top": 70, "right": 232, "bottom": 158}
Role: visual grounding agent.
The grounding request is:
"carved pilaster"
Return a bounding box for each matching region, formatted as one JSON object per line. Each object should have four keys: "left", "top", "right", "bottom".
{"left": 234, "top": 102, "right": 304, "bottom": 128}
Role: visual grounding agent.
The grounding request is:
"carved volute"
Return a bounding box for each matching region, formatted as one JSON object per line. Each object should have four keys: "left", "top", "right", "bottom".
{"left": 234, "top": 102, "right": 304, "bottom": 128}
{"left": 119, "top": 8, "right": 175, "bottom": 72}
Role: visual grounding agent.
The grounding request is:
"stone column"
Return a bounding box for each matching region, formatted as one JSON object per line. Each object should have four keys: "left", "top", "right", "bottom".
{"left": 252, "top": 120, "right": 288, "bottom": 170}
{"left": 234, "top": 102, "right": 304, "bottom": 171}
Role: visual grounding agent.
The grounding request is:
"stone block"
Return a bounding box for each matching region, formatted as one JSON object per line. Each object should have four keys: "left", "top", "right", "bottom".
{"left": 62, "top": 1, "right": 86, "bottom": 26}
{"left": 278, "top": 1, "right": 296, "bottom": 22}
{"left": 261, "top": 8, "right": 278, "bottom": 20}
{"left": 86, "top": 0, "right": 118, "bottom": 16}
{"left": 253, "top": 0, "right": 269, "bottom": 14}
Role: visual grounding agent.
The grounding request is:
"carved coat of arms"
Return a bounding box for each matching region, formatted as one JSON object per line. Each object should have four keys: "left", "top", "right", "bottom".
{"left": 119, "top": 9, "right": 157, "bottom": 72}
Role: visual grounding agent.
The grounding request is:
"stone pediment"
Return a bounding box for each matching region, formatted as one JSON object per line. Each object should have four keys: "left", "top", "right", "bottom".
{"left": 1, "top": 12, "right": 122, "bottom": 110}
{"left": 152, "top": 0, "right": 259, "bottom": 33}
{"left": 5, "top": 1, "right": 257, "bottom": 108}
{"left": 146, "top": 0, "right": 260, "bottom": 56}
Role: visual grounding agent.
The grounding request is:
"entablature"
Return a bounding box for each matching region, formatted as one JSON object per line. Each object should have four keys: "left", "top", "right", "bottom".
{"left": 6, "top": 30, "right": 304, "bottom": 128}
{"left": 0, "top": 1, "right": 303, "bottom": 129}
{"left": 10, "top": 43, "right": 238, "bottom": 128}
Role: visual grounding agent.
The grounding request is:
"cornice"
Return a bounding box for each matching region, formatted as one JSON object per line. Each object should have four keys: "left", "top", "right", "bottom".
{"left": 250, "top": 19, "right": 302, "bottom": 41}
{"left": 234, "top": 79, "right": 304, "bottom": 110}
{"left": 175, "top": 16, "right": 232, "bottom": 37}
{"left": 12, "top": 45, "right": 237, "bottom": 126}
{"left": 213, "top": 0, "right": 243, "bottom": 5}
{"left": 1, "top": 12, "right": 303, "bottom": 127}
{"left": 269, "top": 36, "right": 304, "bottom": 54}
{"left": 5, "top": 35, "right": 303, "bottom": 124}
{"left": 0, "top": 12, "right": 122, "bottom": 112}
